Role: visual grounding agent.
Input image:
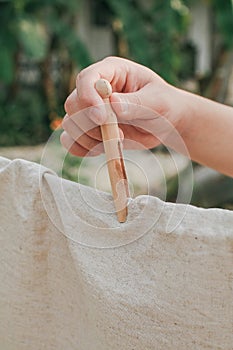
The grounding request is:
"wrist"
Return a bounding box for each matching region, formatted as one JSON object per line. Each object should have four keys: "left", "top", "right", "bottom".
{"left": 171, "top": 88, "right": 196, "bottom": 141}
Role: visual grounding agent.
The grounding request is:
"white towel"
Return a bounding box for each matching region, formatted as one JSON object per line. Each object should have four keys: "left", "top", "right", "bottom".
{"left": 0, "top": 156, "right": 232, "bottom": 350}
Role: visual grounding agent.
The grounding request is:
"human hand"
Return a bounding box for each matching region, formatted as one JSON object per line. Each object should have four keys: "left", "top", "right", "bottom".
{"left": 61, "top": 56, "right": 187, "bottom": 156}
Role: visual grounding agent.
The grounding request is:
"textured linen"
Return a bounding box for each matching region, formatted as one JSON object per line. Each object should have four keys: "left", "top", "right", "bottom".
{"left": 0, "top": 156, "right": 232, "bottom": 350}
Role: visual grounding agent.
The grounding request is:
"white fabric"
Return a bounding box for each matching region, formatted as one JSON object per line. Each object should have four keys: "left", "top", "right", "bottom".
{"left": 0, "top": 156, "right": 232, "bottom": 350}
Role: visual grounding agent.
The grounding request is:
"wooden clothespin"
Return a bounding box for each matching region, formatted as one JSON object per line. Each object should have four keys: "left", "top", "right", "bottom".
{"left": 95, "top": 79, "right": 129, "bottom": 223}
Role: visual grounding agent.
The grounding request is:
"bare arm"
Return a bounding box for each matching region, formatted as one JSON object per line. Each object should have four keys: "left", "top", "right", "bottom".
{"left": 178, "top": 90, "right": 233, "bottom": 177}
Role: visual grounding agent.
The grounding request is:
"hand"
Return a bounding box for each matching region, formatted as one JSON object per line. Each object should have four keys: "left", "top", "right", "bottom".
{"left": 61, "top": 56, "right": 187, "bottom": 157}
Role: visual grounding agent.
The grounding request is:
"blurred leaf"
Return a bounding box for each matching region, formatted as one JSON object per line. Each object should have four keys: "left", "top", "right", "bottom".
{"left": 191, "top": 167, "right": 233, "bottom": 208}
{"left": 60, "top": 152, "right": 88, "bottom": 184}
{"left": 66, "top": 35, "right": 92, "bottom": 69}
{"left": 18, "top": 17, "right": 49, "bottom": 60}
{"left": 166, "top": 164, "right": 233, "bottom": 208}
{"left": 108, "top": 0, "right": 190, "bottom": 84}
{"left": 50, "top": 14, "right": 92, "bottom": 68}
{"left": 0, "top": 48, "right": 14, "bottom": 84}
{"left": 212, "top": 0, "right": 233, "bottom": 49}
{"left": 0, "top": 87, "right": 50, "bottom": 146}
{"left": 108, "top": 0, "right": 151, "bottom": 66}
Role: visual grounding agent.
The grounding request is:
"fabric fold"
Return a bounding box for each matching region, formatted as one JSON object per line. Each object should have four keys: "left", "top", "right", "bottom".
{"left": 0, "top": 156, "right": 232, "bottom": 350}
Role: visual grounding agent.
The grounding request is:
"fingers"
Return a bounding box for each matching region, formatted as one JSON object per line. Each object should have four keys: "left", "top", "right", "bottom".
{"left": 119, "top": 124, "right": 159, "bottom": 150}
{"left": 64, "top": 89, "right": 80, "bottom": 116}
{"left": 60, "top": 124, "right": 158, "bottom": 157}
{"left": 60, "top": 131, "right": 90, "bottom": 157}
{"left": 62, "top": 109, "right": 102, "bottom": 140}
{"left": 110, "top": 82, "right": 166, "bottom": 121}
{"left": 65, "top": 57, "right": 129, "bottom": 124}
{"left": 61, "top": 56, "right": 167, "bottom": 158}
{"left": 61, "top": 111, "right": 104, "bottom": 156}
{"left": 63, "top": 123, "right": 100, "bottom": 151}
{"left": 60, "top": 131, "right": 103, "bottom": 157}
{"left": 64, "top": 56, "right": 155, "bottom": 125}
{"left": 64, "top": 86, "right": 106, "bottom": 125}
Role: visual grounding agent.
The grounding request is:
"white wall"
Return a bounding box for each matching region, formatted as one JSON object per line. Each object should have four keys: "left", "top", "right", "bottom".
{"left": 77, "top": 0, "right": 114, "bottom": 62}
{"left": 188, "top": 1, "right": 212, "bottom": 77}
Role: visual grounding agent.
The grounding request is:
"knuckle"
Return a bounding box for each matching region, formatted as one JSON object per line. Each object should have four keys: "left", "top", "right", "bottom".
{"left": 76, "top": 69, "right": 86, "bottom": 83}
{"left": 133, "top": 93, "right": 142, "bottom": 107}
{"left": 79, "top": 94, "right": 90, "bottom": 106}
{"left": 61, "top": 117, "right": 68, "bottom": 131}
{"left": 64, "top": 96, "right": 73, "bottom": 115}
{"left": 102, "top": 56, "right": 117, "bottom": 64}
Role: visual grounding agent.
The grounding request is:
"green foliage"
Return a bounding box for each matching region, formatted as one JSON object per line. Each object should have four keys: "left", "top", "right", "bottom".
{"left": 17, "top": 17, "right": 49, "bottom": 60}
{"left": 0, "top": 49, "right": 15, "bottom": 84}
{"left": 0, "top": 2, "right": 17, "bottom": 85}
{"left": 0, "top": 88, "right": 49, "bottom": 146}
{"left": 108, "top": 0, "right": 152, "bottom": 66}
{"left": 166, "top": 164, "right": 233, "bottom": 209}
{"left": 61, "top": 153, "right": 88, "bottom": 185}
{"left": 108, "top": 0, "right": 190, "bottom": 83}
{"left": 108, "top": 0, "right": 233, "bottom": 83}
{"left": 212, "top": 0, "right": 233, "bottom": 49}
{"left": 0, "top": 0, "right": 92, "bottom": 146}
{"left": 0, "top": 0, "right": 232, "bottom": 147}
{"left": 49, "top": 13, "right": 91, "bottom": 69}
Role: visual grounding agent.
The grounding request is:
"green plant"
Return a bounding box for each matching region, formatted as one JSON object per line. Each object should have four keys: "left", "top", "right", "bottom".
{"left": 61, "top": 153, "right": 89, "bottom": 185}
{"left": 0, "top": 0, "right": 92, "bottom": 146}
{"left": 108, "top": 0, "right": 190, "bottom": 84}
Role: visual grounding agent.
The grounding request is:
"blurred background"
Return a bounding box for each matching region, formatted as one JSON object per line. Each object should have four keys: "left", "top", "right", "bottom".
{"left": 0, "top": 0, "right": 233, "bottom": 208}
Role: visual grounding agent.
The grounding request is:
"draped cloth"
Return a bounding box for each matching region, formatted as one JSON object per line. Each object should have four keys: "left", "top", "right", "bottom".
{"left": 0, "top": 157, "right": 232, "bottom": 349}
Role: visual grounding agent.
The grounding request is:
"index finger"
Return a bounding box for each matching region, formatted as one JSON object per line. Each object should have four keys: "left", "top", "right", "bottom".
{"left": 76, "top": 56, "right": 151, "bottom": 103}
{"left": 65, "top": 59, "right": 116, "bottom": 125}
{"left": 74, "top": 57, "right": 130, "bottom": 124}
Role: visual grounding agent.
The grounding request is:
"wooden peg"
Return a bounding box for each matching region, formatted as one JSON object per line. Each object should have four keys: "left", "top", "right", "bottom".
{"left": 95, "top": 79, "right": 129, "bottom": 223}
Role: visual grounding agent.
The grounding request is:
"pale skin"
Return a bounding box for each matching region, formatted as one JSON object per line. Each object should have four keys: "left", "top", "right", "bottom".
{"left": 61, "top": 56, "right": 233, "bottom": 177}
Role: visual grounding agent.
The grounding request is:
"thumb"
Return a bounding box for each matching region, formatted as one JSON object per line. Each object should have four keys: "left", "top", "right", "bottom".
{"left": 110, "top": 91, "right": 143, "bottom": 121}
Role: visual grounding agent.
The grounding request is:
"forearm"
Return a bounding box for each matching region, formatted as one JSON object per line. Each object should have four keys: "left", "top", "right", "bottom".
{"left": 179, "top": 90, "right": 233, "bottom": 177}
